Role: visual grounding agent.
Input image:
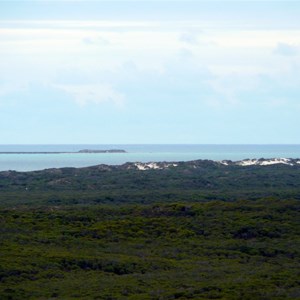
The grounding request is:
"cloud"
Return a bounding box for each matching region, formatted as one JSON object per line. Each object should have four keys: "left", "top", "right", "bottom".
{"left": 82, "top": 37, "right": 94, "bottom": 45}
{"left": 0, "top": 82, "right": 27, "bottom": 99}
{"left": 54, "top": 84, "right": 125, "bottom": 107}
{"left": 178, "top": 48, "right": 194, "bottom": 59}
{"left": 274, "top": 42, "right": 298, "bottom": 56}
{"left": 0, "top": 83, "right": 15, "bottom": 98}
{"left": 82, "top": 36, "right": 110, "bottom": 45}
{"left": 1, "top": 19, "right": 300, "bottom": 114}
{"left": 179, "top": 32, "right": 199, "bottom": 45}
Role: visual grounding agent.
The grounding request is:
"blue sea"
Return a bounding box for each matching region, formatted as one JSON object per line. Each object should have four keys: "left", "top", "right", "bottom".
{"left": 0, "top": 144, "right": 300, "bottom": 172}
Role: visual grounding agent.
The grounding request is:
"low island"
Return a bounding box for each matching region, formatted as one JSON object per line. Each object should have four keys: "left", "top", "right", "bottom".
{"left": 78, "top": 149, "right": 126, "bottom": 153}
{"left": 0, "top": 149, "right": 127, "bottom": 154}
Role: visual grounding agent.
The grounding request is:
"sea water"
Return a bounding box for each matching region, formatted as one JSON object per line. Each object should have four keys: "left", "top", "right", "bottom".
{"left": 0, "top": 144, "right": 300, "bottom": 172}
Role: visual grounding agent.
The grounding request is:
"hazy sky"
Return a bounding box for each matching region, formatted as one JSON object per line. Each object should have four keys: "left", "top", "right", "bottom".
{"left": 0, "top": 0, "right": 300, "bottom": 144}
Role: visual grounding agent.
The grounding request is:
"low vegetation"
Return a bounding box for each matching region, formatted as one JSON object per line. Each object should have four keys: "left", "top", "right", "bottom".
{"left": 0, "top": 161, "right": 299, "bottom": 299}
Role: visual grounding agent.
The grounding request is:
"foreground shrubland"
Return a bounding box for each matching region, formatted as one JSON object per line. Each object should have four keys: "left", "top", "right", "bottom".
{"left": 1, "top": 199, "right": 299, "bottom": 299}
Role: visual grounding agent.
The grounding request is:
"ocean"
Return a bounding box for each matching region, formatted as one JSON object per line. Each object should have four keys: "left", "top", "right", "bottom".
{"left": 0, "top": 144, "right": 300, "bottom": 172}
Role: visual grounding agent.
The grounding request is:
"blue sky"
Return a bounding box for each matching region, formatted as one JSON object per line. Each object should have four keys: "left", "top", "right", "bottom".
{"left": 0, "top": 0, "right": 300, "bottom": 144}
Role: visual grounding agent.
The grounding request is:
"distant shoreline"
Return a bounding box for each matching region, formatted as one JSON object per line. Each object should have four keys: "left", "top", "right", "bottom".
{"left": 1, "top": 145, "right": 300, "bottom": 172}
{"left": 0, "top": 149, "right": 127, "bottom": 154}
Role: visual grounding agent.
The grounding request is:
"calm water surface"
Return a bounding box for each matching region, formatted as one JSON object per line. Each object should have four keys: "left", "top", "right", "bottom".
{"left": 0, "top": 144, "right": 300, "bottom": 172}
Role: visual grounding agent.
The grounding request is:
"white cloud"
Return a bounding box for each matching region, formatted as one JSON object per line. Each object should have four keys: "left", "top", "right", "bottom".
{"left": 0, "top": 82, "right": 27, "bottom": 98}
{"left": 274, "top": 42, "right": 299, "bottom": 56}
{"left": 82, "top": 36, "right": 110, "bottom": 45}
{"left": 54, "top": 84, "right": 125, "bottom": 107}
{"left": 205, "top": 73, "right": 262, "bottom": 107}
{"left": 0, "top": 83, "right": 15, "bottom": 98}
{"left": 179, "top": 32, "right": 199, "bottom": 45}
{"left": 1, "top": 19, "right": 300, "bottom": 112}
{"left": 178, "top": 48, "right": 194, "bottom": 59}
{"left": 208, "top": 30, "right": 300, "bottom": 48}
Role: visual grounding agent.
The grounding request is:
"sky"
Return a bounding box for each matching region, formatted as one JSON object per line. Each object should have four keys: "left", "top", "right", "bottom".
{"left": 0, "top": 0, "right": 300, "bottom": 144}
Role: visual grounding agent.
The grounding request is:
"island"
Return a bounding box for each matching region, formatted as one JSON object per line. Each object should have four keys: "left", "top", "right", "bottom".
{"left": 0, "top": 149, "right": 127, "bottom": 154}
{"left": 78, "top": 149, "right": 126, "bottom": 153}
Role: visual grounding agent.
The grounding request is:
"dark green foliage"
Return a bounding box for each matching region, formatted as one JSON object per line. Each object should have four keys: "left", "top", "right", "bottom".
{"left": 0, "top": 162, "right": 300, "bottom": 298}
{"left": 0, "top": 200, "right": 299, "bottom": 299}
{"left": 1, "top": 161, "right": 300, "bottom": 207}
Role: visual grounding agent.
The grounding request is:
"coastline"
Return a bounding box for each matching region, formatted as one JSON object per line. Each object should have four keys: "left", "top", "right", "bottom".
{"left": 0, "top": 149, "right": 126, "bottom": 154}
{"left": 1, "top": 144, "right": 300, "bottom": 172}
{"left": 1, "top": 157, "right": 300, "bottom": 174}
